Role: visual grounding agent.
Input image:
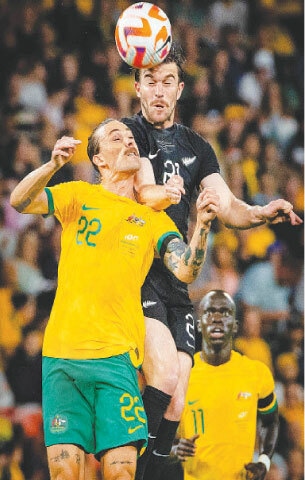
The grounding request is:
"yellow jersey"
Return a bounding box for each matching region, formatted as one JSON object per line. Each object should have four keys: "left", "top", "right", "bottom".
{"left": 42, "top": 181, "right": 181, "bottom": 366}
{"left": 179, "top": 350, "right": 277, "bottom": 480}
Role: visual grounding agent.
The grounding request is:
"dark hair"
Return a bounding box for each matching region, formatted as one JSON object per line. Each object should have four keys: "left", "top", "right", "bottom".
{"left": 87, "top": 118, "right": 115, "bottom": 171}
{"left": 134, "top": 42, "right": 186, "bottom": 82}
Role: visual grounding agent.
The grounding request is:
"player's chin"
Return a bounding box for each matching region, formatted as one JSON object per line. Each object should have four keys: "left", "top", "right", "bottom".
{"left": 209, "top": 336, "right": 225, "bottom": 345}
{"left": 150, "top": 109, "right": 168, "bottom": 123}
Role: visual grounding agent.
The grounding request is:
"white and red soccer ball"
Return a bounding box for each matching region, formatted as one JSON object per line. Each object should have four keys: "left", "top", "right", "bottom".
{"left": 115, "top": 2, "right": 172, "bottom": 69}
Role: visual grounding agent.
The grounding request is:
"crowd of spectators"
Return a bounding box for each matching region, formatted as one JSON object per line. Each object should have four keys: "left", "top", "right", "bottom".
{"left": 0, "top": 1, "right": 303, "bottom": 479}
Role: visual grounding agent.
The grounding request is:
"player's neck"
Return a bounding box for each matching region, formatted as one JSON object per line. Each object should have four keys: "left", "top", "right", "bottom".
{"left": 201, "top": 346, "right": 232, "bottom": 366}
{"left": 101, "top": 178, "right": 137, "bottom": 201}
{"left": 142, "top": 111, "right": 175, "bottom": 130}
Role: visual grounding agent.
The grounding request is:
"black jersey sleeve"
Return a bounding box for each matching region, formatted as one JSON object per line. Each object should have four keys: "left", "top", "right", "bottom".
{"left": 190, "top": 130, "right": 220, "bottom": 188}
{"left": 199, "top": 140, "right": 220, "bottom": 179}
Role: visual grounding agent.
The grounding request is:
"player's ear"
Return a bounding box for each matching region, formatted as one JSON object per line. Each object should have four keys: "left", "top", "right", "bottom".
{"left": 135, "top": 81, "right": 140, "bottom": 97}
{"left": 93, "top": 154, "right": 106, "bottom": 169}
{"left": 233, "top": 319, "right": 239, "bottom": 336}
{"left": 176, "top": 81, "right": 184, "bottom": 101}
{"left": 197, "top": 318, "right": 202, "bottom": 333}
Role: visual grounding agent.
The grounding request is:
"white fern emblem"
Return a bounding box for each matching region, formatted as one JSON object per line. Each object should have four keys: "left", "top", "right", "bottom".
{"left": 182, "top": 156, "right": 196, "bottom": 166}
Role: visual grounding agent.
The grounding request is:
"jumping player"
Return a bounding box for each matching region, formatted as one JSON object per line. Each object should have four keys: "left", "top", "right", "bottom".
{"left": 122, "top": 45, "right": 302, "bottom": 480}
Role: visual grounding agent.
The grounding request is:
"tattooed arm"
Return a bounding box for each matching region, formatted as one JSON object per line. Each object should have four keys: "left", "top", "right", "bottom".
{"left": 163, "top": 188, "right": 220, "bottom": 284}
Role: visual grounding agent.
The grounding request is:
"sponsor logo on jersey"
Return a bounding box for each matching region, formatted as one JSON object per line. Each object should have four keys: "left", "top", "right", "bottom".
{"left": 238, "top": 392, "right": 252, "bottom": 399}
{"left": 128, "top": 425, "right": 144, "bottom": 434}
{"left": 148, "top": 149, "right": 160, "bottom": 159}
{"left": 126, "top": 215, "right": 145, "bottom": 226}
{"left": 124, "top": 234, "right": 139, "bottom": 241}
{"left": 82, "top": 204, "right": 100, "bottom": 211}
{"left": 188, "top": 399, "right": 199, "bottom": 406}
{"left": 50, "top": 414, "right": 68, "bottom": 433}
{"left": 142, "top": 300, "right": 157, "bottom": 309}
{"left": 157, "top": 140, "right": 175, "bottom": 152}
{"left": 181, "top": 156, "right": 196, "bottom": 166}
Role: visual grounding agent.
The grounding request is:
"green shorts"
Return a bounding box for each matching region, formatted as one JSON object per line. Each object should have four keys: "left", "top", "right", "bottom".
{"left": 42, "top": 354, "right": 147, "bottom": 455}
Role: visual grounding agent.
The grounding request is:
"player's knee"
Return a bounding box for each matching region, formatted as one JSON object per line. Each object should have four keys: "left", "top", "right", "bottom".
{"left": 49, "top": 462, "right": 79, "bottom": 480}
{"left": 104, "top": 464, "right": 135, "bottom": 480}
{"left": 166, "top": 389, "right": 186, "bottom": 418}
{"left": 148, "top": 360, "right": 179, "bottom": 394}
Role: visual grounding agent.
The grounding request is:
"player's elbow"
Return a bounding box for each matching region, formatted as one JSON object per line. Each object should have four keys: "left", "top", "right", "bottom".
{"left": 10, "top": 191, "right": 24, "bottom": 212}
{"left": 174, "top": 269, "right": 197, "bottom": 284}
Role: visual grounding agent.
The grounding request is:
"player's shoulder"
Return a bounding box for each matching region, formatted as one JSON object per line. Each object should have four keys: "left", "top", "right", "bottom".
{"left": 175, "top": 122, "right": 210, "bottom": 146}
{"left": 121, "top": 113, "right": 147, "bottom": 132}
{"left": 47, "top": 179, "right": 89, "bottom": 193}
{"left": 73, "top": 180, "right": 102, "bottom": 195}
{"left": 121, "top": 113, "right": 150, "bottom": 144}
{"left": 232, "top": 350, "right": 272, "bottom": 375}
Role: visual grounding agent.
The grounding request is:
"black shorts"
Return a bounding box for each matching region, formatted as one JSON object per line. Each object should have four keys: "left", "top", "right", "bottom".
{"left": 141, "top": 261, "right": 196, "bottom": 359}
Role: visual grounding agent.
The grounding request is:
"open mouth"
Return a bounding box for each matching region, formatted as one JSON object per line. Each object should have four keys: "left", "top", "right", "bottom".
{"left": 152, "top": 102, "right": 166, "bottom": 110}
{"left": 210, "top": 328, "right": 224, "bottom": 339}
{"left": 126, "top": 149, "right": 139, "bottom": 158}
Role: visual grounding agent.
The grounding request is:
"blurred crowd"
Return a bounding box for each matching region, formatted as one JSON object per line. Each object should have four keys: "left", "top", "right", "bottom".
{"left": 0, "top": 1, "right": 303, "bottom": 479}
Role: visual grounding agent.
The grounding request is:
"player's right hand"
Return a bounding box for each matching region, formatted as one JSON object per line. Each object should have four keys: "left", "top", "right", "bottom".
{"left": 165, "top": 174, "right": 185, "bottom": 204}
{"left": 51, "top": 136, "right": 81, "bottom": 167}
{"left": 173, "top": 434, "right": 199, "bottom": 461}
{"left": 244, "top": 461, "right": 267, "bottom": 479}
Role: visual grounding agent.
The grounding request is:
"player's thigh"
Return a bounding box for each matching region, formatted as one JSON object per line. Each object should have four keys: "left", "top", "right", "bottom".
{"left": 142, "top": 317, "right": 179, "bottom": 391}
{"left": 94, "top": 354, "right": 147, "bottom": 455}
{"left": 47, "top": 443, "right": 86, "bottom": 480}
{"left": 42, "top": 357, "right": 95, "bottom": 453}
{"left": 172, "top": 306, "right": 196, "bottom": 360}
{"left": 101, "top": 445, "right": 137, "bottom": 480}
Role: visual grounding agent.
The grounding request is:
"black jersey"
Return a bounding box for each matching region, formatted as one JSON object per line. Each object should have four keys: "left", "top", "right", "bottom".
{"left": 121, "top": 113, "right": 220, "bottom": 353}
{"left": 122, "top": 112, "right": 220, "bottom": 241}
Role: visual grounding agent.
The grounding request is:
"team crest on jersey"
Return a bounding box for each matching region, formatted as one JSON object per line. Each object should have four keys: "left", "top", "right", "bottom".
{"left": 143, "top": 300, "right": 157, "bottom": 308}
{"left": 182, "top": 156, "right": 196, "bottom": 166}
{"left": 237, "top": 392, "right": 252, "bottom": 399}
{"left": 50, "top": 414, "right": 68, "bottom": 433}
{"left": 126, "top": 215, "right": 145, "bottom": 226}
{"left": 156, "top": 140, "right": 175, "bottom": 153}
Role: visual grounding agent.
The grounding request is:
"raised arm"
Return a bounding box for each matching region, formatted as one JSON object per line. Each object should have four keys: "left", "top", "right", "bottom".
{"left": 163, "top": 188, "right": 220, "bottom": 283}
{"left": 134, "top": 156, "right": 185, "bottom": 210}
{"left": 202, "top": 173, "right": 303, "bottom": 229}
{"left": 10, "top": 137, "right": 81, "bottom": 215}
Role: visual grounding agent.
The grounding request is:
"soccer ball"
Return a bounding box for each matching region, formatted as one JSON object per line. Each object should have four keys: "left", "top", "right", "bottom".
{"left": 115, "top": 2, "right": 172, "bottom": 69}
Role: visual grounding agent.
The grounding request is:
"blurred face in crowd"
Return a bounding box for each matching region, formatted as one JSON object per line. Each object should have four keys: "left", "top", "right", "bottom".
{"left": 135, "top": 62, "right": 184, "bottom": 129}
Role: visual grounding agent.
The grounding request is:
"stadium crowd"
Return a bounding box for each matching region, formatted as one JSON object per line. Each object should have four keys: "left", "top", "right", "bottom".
{"left": 0, "top": 1, "right": 303, "bottom": 479}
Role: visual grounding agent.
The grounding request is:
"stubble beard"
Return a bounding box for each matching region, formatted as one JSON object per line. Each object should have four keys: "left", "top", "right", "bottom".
{"left": 144, "top": 104, "right": 175, "bottom": 129}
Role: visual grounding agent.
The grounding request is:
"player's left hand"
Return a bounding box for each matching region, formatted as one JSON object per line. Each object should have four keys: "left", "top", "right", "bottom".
{"left": 260, "top": 199, "right": 303, "bottom": 225}
{"left": 244, "top": 461, "right": 267, "bottom": 480}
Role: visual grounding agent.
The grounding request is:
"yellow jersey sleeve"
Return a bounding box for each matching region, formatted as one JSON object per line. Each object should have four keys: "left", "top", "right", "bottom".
{"left": 254, "top": 359, "right": 277, "bottom": 414}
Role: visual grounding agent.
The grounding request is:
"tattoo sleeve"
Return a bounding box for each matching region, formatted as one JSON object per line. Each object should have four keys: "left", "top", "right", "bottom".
{"left": 164, "top": 227, "right": 208, "bottom": 283}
